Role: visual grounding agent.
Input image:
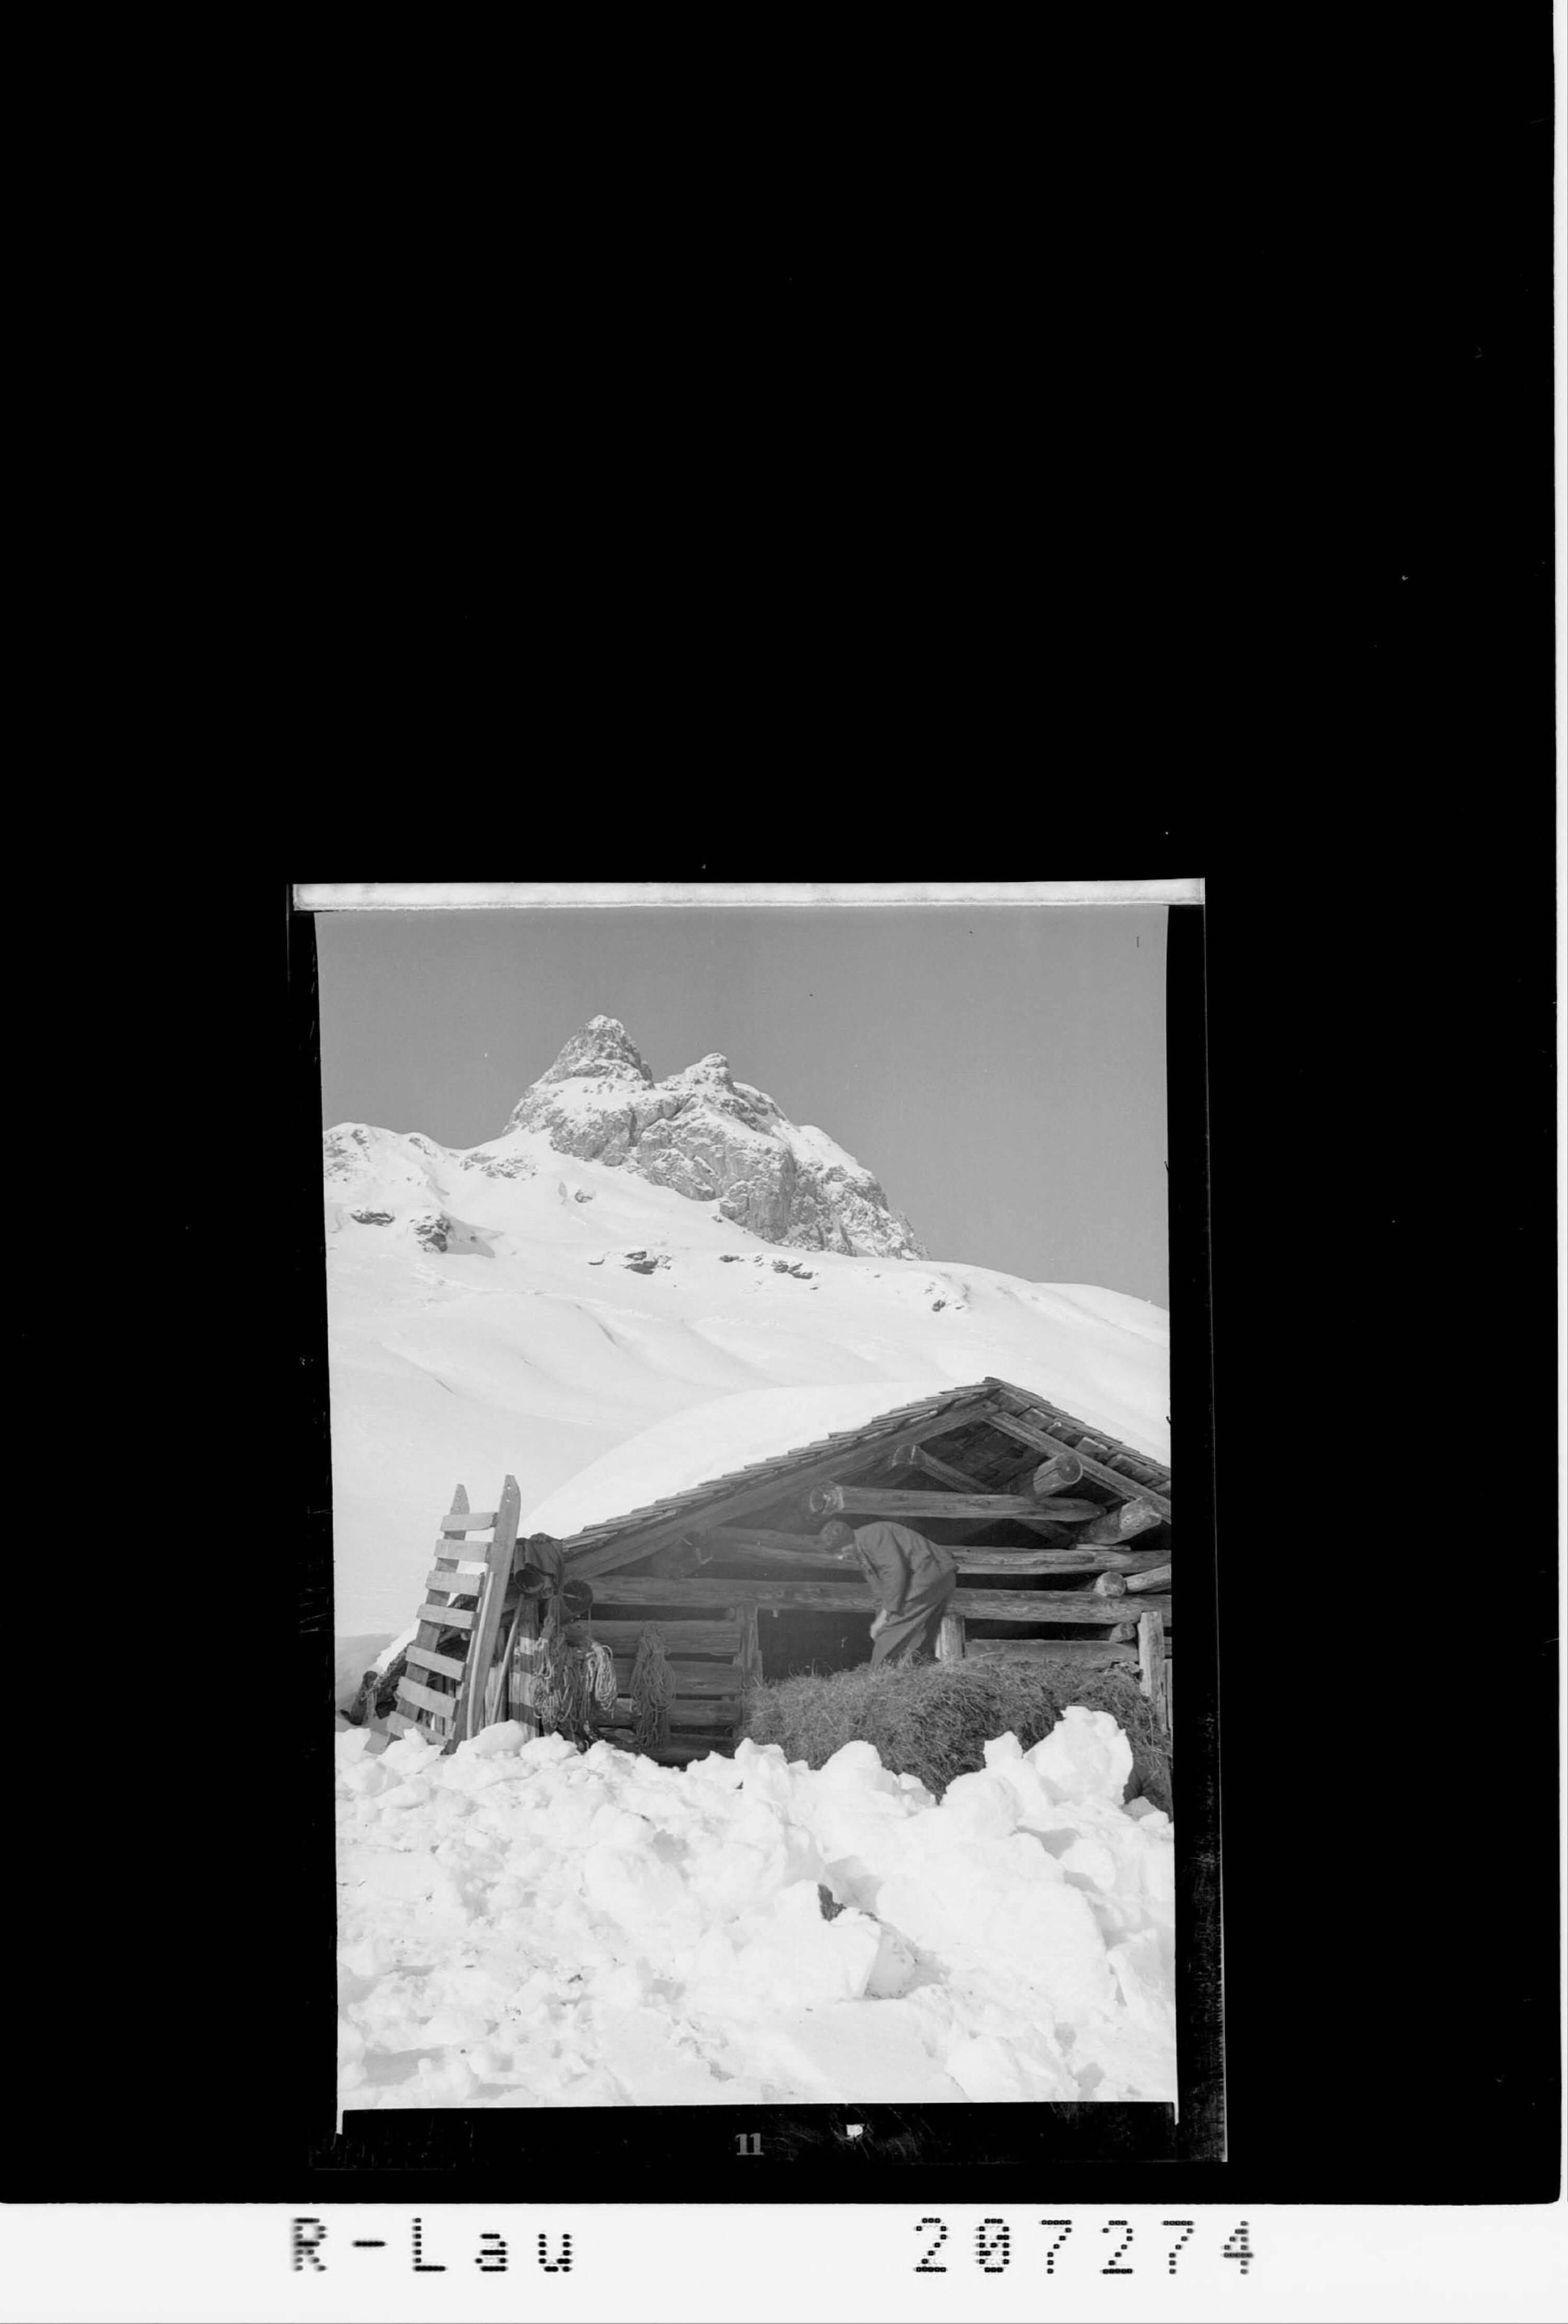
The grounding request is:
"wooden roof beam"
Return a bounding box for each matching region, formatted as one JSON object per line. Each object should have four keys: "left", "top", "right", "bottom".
{"left": 1030, "top": 1451, "right": 1085, "bottom": 1497}
{"left": 984, "top": 1411, "right": 1172, "bottom": 1518}
{"left": 887, "top": 1440, "right": 995, "bottom": 1491}
{"left": 585, "top": 1572, "right": 1172, "bottom": 1624}
{"left": 1075, "top": 1500, "right": 1165, "bottom": 1546}
{"left": 700, "top": 1525, "right": 1161, "bottom": 1578}
{"left": 810, "top": 1483, "right": 1106, "bottom": 1523}
{"left": 952, "top": 1545, "right": 1169, "bottom": 1577}
{"left": 564, "top": 1398, "right": 1004, "bottom": 1579}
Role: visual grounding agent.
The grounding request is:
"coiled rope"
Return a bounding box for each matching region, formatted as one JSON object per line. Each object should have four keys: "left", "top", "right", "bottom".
{"left": 629, "top": 1623, "right": 672, "bottom": 1750}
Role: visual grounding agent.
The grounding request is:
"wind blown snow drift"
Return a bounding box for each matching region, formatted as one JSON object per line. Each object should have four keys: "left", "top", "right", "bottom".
{"left": 337, "top": 1708, "right": 1175, "bottom": 2110}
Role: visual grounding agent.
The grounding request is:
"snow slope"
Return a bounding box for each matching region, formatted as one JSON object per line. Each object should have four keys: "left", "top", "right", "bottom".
{"left": 325, "top": 1119, "right": 1170, "bottom": 1647}
{"left": 336, "top": 1710, "right": 1175, "bottom": 2110}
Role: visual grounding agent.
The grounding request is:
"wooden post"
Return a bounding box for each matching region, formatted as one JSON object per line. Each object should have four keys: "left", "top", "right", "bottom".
{"left": 1124, "top": 1562, "right": 1172, "bottom": 1594}
{"left": 937, "top": 1609, "right": 966, "bottom": 1663}
{"left": 456, "top": 1475, "right": 522, "bottom": 1745}
{"left": 734, "top": 1603, "right": 762, "bottom": 1733}
{"left": 1137, "top": 1609, "right": 1169, "bottom": 1735}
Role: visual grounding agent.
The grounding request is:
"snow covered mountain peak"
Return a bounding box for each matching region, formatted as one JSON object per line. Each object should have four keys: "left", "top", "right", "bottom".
{"left": 527, "top": 1014, "right": 654, "bottom": 1092}
{"left": 322, "top": 1023, "right": 1170, "bottom": 1641}
{"left": 500, "top": 1019, "right": 926, "bottom": 1260}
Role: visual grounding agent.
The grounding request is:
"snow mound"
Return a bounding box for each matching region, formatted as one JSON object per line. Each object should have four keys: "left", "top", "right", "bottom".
{"left": 337, "top": 1728, "right": 1175, "bottom": 2111}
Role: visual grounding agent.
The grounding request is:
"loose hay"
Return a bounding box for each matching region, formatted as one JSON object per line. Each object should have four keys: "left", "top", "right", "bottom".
{"left": 741, "top": 1659, "right": 1171, "bottom": 1814}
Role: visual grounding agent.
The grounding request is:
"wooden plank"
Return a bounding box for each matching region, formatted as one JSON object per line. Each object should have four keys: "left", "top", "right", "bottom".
{"left": 593, "top": 1574, "right": 1176, "bottom": 1619}
{"left": 425, "top": 1567, "right": 483, "bottom": 1596}
{"left": 417, "top": 1600, "right": 475, "bottom": 1630}
{"left": 457, "top": 1473, "right": 522, "bottom": 1745}
{"left": 406, "top": 1644, "right": 468, "bottom": 1684}
{"left": 667, "top": 1698, "right": 743, "bottom": 1731}
{"left": 437, "top": 1511, "right": 499, "bottom": 1533}
{"left": 1125, "top": 1562, "right": 1172, "bottom": 1594}
{"left": 811, "top": 1484, "right": 1106, "bottom": 1522}
{"left": 589, "top": 1577, "right": 872, "bottom": 1610}
{"left": 384, "top": 1709, "right": 421, "bottom": 1734}
{"left": 955, "top": 1589, "right": 1172, "bottom": 1624}
{"left": 596, "top": 1712, "right": 737, "bottom": 1739}
{"left": 936, "top": 1609, "right": 966, "bottom": 1663}
{"left": 564, "top": 1401, "right": 1004, "bottom": 1579}
{"left": 591, "top": 1619, "right": 741, "bottom": 1657}
{"left": 964, "top": 1636, "right": 1140, "bottom": 1665}
{"left": 985, "top": 1412, "right": 1172, "bottom": 1518}
{"left": 612, "top": 1659, "right": 743, "bottom": 1696}
{"left": 396, "top": 1675, "right": 460, "bottom": 1722}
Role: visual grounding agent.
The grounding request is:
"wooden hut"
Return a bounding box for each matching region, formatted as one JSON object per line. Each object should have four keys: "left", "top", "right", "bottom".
{"left": 386, "top": 1376, "right": 1172, "bottom": 1759}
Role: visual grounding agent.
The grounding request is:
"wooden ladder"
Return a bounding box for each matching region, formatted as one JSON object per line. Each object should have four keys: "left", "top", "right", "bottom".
{"left": 387, "top": 1476, "right": 522, "bottom": 1751}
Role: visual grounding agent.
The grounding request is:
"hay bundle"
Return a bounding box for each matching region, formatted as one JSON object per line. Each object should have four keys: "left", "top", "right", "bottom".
{"left": 629, "top": 1623, "right": 672, "bottom": 1750}
{"left": 742, "top": 1660, "right": 1172, "bottom": 1814}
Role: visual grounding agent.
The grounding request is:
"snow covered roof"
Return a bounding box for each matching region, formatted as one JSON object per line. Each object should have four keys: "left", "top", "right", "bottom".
{"left": 535, "top": 1375, "right": 1172, "bottom": 1567}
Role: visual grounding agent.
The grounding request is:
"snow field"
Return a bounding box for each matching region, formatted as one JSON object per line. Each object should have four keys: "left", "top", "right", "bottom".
{"left": 336, "top": 1706, "right": 1174, "bottom": 2111}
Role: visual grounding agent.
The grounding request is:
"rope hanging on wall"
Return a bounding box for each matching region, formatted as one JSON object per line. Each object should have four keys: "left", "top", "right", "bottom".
{"left": 629, "top": 1623, "right": 672, "bottom": 1750}
{"left": 527, "top": 1575, "right": 618, "bottom": 1745}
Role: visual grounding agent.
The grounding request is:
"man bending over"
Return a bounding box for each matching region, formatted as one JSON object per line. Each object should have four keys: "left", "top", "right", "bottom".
{"left": 819, "top": 1516, "right": 959, "bottom": 1665}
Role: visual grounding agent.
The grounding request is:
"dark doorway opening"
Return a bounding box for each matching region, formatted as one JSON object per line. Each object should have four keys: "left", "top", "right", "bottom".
{"left": 759, "top": 1606, "right": 875, "bottom": 1682}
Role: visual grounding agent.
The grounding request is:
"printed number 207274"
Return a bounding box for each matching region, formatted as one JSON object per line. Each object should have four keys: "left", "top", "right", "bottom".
{"left": 914, "top": 2218, "right": 1254, "bottom": 2276}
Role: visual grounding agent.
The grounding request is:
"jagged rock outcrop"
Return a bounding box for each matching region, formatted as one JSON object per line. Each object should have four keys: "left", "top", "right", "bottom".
{"left": 502, "top": 1015, "right": 925, "bottom": 1258}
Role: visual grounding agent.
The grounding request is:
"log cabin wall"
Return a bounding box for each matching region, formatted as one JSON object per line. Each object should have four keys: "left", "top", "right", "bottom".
{"left": 540, "top": 1378, "right": 1172, "bottom": 1763}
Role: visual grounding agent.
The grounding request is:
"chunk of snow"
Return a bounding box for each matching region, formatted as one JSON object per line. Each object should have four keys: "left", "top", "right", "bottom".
{"left": 818, "top": 1739, "right": 900, "bottom": 1794}
{"left": 1028, "top": 1705, "right": 1135, "bottom": 1805}
{"left": 457, "top": 1720, "right": 530, "bottom": 1759}
{"left": 937, "top": 1770, "right": 1023, "bottom": 1837}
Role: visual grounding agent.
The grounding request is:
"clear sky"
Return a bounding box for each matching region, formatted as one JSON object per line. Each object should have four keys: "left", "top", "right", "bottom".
{"left": 314, "top": 904, "right": 1170, "bottom": 1305}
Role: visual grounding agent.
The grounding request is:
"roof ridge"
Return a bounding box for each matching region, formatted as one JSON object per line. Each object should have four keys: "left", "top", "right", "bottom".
{"left": 551, "top": 1377, "right": 1168, "bottom": 1556}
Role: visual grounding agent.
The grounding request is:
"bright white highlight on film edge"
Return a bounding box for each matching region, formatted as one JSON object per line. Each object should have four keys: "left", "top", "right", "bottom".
{"left": 294, "top": 879, "right": 1205, "bottom": 910}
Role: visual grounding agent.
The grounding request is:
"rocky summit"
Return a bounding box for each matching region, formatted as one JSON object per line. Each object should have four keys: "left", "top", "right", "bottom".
{"left": 502, "top": 1016, "right": 925, "bottom": 1258}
